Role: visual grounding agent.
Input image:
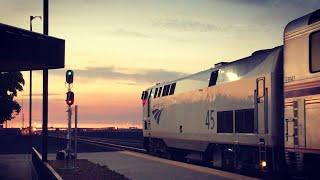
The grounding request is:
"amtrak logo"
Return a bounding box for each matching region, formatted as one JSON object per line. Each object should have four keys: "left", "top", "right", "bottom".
{"left": 152, "top": 108, "right": 163, "bottom": 124}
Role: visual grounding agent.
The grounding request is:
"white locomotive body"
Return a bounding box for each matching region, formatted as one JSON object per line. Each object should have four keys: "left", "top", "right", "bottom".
{"left": 141, "top": 9, "right": 320, "bottom": 174}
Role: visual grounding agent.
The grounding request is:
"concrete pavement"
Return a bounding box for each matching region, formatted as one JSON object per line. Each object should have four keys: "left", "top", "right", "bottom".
{"left": 49, "top": 151, "right": 257, "bottom": 180}
{"left": 0, "top": 154, "right": 33, "bottom": 180}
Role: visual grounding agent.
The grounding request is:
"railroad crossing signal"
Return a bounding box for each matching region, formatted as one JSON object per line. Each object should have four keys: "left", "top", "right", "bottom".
{"left": 66, "top": 70, "right": 74, "bottom": 84}
{"left": 66, "top": 91, "right": 74, "bottom": 106}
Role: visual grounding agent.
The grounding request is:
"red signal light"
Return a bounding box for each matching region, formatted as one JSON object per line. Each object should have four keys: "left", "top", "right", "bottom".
{"left": 66, "top": 91, "right": 74, "bottom": 106}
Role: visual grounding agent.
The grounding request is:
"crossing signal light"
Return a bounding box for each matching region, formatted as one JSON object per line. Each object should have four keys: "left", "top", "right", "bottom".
{"left": 66, "top": 70, "right": 74, "bottom": 84}
{"left": 66, "top": 91, "right": 74, "bottom": 105}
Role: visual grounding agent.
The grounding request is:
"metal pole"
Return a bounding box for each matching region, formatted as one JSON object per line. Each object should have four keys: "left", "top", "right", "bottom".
{"left": 29, "top": 15, "right": 41, "bottom": 136}
{"left": 74, "top": 105, "right": 78, "bottom": 166}
{"left": 65, "top": 83, "right": 73, "bottom": 168}
{"left": 42, "top": 0, "right": 49, "bottom": 162}
{"left": 67, "top": 105, "right": 72, "bottom": 167}
{"left": 29, "top": 70, "right": 32, "bottom": 135}
{"left": 29, "top": 16, "right": 33, "bottom": 137}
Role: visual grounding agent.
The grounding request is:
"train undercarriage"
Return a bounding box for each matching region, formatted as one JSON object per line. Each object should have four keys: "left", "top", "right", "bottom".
{"left": 144, "top": 138, "right": 286, "bottom": 177}
{"left": 145, "top": 137, "right": 320, "bottom": 178}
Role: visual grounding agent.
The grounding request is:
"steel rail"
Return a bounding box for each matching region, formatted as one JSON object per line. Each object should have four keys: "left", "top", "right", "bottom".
{"left": 49, "top": 135, "right": 146, "bottom": 153}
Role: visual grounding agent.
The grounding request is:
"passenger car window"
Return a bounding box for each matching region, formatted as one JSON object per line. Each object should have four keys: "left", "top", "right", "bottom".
{"left": 310, "top": 30, "right": 320, "bottom": 73}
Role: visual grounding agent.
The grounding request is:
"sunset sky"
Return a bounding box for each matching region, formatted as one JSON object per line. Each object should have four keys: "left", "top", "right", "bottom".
{"left": 1, "top": 0, "right": 320, "bottom": 128}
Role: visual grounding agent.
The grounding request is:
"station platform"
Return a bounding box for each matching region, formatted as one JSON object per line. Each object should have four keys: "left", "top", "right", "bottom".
{"left": 0, "top": 152, "right": 257, "bottom": 180}
{"left": 50, "top": 151, "right": 257, "bottom": 180}
{"left": 0, "top": 154, "right": 33, "bottom": 180}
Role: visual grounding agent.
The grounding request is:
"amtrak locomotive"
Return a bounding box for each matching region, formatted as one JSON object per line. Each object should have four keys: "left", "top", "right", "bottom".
{"left": 141, "top": 9, "right": 320, "bottom": 175}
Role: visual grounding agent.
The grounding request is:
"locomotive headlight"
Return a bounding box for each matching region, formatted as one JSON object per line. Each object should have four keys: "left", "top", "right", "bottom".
{"left": 261, "top": 160, "right": 267, "bottom": 168}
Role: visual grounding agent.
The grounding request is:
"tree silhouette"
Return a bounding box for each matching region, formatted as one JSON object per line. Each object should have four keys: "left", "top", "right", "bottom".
{"left": 0, "top": 72, "right": 25, "bottom": 124}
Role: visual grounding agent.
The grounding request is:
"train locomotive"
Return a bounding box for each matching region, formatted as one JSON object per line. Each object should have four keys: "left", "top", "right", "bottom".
{"left": 141, "top": 9, "right": 320, "bottom": 174}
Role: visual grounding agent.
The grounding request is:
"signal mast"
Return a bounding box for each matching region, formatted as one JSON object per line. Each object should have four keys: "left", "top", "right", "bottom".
{"left": 65, "top": 70, "right": 74, "bottom": 168}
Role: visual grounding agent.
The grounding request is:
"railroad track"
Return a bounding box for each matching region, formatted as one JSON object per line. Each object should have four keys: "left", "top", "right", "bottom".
{"left": 49, "top": 135, "right": 146, "bottom": 153}
{"left": 78, "top": 136, "right": 143, "bottom": 148}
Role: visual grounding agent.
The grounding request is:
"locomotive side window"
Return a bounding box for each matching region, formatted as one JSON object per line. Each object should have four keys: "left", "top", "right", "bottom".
{"left": 169, "top": 83, "right": 176, "bottom": 95}
{"left": 144, "top": 91, "right": 148, "bottom": 100}
{"left": 148, "top": 89, "right": 153, "bottom": 99}
{"left": 235, "top": 109, "right": 254, "bottom": 133}
{"left": 154, "top": 88, "right": 158, "bottom": 98}
{"left": 208, "top": 70, "right": 219, "bottom": 87}
{"left": 310, "top": 30, "right": 320, "bottom": 73}
{"left": 158, "top": 87, "right": 163, "bottom": 97}
{"left": 217, "top": 111, "right": 233, "bottom": 133}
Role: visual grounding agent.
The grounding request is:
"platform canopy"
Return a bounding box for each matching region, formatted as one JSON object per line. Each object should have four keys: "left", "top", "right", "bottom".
{"left": 0, "top": 23, "right": 65, "bottom": 71}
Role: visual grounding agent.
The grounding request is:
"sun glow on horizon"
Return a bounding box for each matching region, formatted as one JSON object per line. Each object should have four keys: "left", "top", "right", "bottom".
{"left": 2, "top": 0, "right": 320, "bottom": 128}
